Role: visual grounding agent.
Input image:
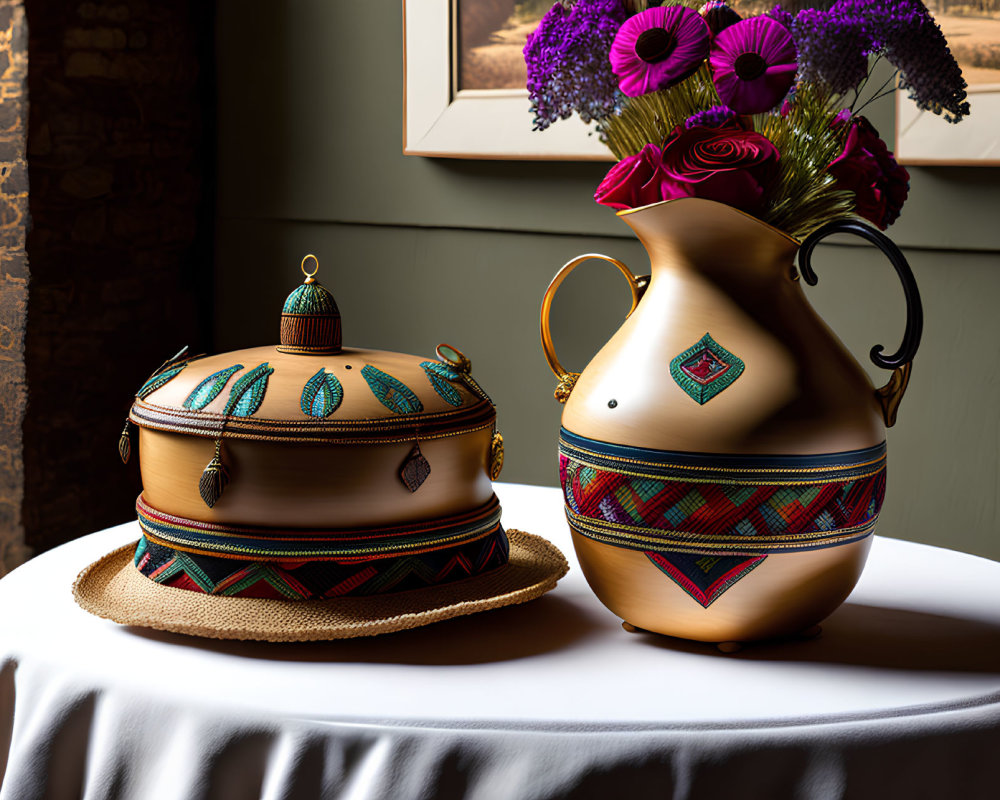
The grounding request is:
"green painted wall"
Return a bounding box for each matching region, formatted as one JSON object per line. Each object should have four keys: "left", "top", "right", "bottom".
{"left": 216, "top": 1, "right": 1000, "bottom": 560}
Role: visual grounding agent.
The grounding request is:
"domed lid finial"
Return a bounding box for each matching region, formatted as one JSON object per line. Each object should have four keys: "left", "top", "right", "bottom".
{"left": 277, "top": 254, "right": 342, "bottom": 355}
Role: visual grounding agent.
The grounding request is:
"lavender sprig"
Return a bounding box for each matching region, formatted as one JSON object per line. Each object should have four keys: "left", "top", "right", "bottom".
{"left": 857, "top": 0, "right": 970, "bottom": 122}
{"left": 785, "top": 0, "right": 969, "bottom": 122}
{"left": 524, "top": 0, "right": 629, "bottom": 131}
{"left": 792, "top": 9, "right": 871, "bottom": 99}
{"left": 684, "top": 104, "right": 736, "bottom": 129}
{"left": 765, "top": 4, "right": 795, "bottom": 31}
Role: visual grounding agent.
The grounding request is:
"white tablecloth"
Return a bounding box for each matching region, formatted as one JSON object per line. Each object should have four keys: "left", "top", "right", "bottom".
{"left": 1, "top": 483, "right": 999, "bottom": 799}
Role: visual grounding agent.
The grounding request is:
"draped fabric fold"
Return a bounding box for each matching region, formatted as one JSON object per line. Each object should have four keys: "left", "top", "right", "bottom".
{"left": 1, "top": 486, "right": 999, "bottom": 799}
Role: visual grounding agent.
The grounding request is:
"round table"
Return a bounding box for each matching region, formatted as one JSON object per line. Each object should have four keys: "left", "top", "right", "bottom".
{"left": 1, "top": 483, "right": 999, "bottom": 799}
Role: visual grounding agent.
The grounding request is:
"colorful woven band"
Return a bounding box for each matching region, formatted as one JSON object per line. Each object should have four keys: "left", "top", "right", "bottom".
{"left": 129, "top": 397, "right": 495, "bottom": 445}
{"left": 559, "top": 429, "right": 886, "bottom": 557}
{"left": 136, "top": 494, "right": 503, "bottom": 562}
{"left": 133, "top": 523, "right": 510, "bottom": 600}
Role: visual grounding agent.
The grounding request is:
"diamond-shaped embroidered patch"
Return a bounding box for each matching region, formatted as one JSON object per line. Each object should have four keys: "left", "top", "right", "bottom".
{"left": 669, "top": 333, "right": 744, "bottom": 405}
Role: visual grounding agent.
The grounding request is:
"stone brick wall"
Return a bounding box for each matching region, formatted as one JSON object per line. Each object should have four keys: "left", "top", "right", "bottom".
{"left": 22, "top": 0, "right": 214, "bottom": 555}
{"left": 0, "top": 0, "right": 29, "bottom": 576}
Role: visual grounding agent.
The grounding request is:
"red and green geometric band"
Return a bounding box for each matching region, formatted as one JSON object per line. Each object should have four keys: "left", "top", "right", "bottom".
{"left": 559, "top": 429, "right": 885, "bottom": 556}
{"left": 559, "top": 429, "right": 885, "bottom": 607}
{"left": 133, "top": 524, "right": 510, "bottom": 600}
{"left": 131, "top": 494, "right": 510, "bottom": 599}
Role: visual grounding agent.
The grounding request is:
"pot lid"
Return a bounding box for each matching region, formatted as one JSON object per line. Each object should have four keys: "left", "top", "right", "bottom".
{"left": 124, "top": 255, "right": 496, "bottom": 446}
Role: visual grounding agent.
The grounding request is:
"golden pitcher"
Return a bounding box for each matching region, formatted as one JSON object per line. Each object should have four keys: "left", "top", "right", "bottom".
{"left": 540, "top": 197, "right": 921, "bottom": 644}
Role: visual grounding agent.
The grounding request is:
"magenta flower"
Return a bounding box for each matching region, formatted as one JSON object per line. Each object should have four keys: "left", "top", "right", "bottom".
{"left": 610, "top": 6, "right": 711, "bottom": 97}
{"left": 594, "top": 143, "right": 686, "bottom": 210}
{"left": 827, "top": 117, "right": 909, "bottom": 229}
{"left": 709, "top": 17, "right": 797, "bottom": 115}
{"left": 660, "top": 121, "right": 781, "bottom": 214}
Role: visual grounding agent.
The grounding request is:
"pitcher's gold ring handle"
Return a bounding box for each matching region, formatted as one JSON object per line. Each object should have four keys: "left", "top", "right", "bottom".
{"left": 540, "top": 253, "right": 641, "bottom": 404}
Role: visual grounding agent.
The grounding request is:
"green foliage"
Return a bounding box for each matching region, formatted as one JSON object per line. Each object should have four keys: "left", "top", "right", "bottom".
{"left": 756, "top": 84, "right": 856, "bottom": 240}
{"left": 603, "top": 65, "right": 722, "bottom": 158}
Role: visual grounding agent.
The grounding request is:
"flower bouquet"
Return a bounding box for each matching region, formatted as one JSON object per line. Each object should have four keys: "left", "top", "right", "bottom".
{"left": 524, "top": 0, "right": 969, "bottom": 239}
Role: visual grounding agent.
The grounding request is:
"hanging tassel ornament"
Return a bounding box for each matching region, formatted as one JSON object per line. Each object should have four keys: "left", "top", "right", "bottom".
{"left": 399, "top": 442, "right": 431, "bottom": 493}
{"left": 489, "top": 431, "right": 505, "bottom": 481}
{"left": 199, "top": 439, "right": 230, "bottom": 508}
{"left": 118, "top": 421, "right": 133, "bottom": 465}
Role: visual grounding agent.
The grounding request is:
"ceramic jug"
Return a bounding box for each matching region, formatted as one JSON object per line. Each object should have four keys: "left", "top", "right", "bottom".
{"left": 540, "top": 197, "right": 921, "bottom": 644}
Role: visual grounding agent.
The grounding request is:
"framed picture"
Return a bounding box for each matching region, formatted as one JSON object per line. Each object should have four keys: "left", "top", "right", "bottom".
{"left": 403, "top": 0, "right": 611, "bottom": 160}
{"left": 895, "top": 12, "right": 1000, "bottom": 165}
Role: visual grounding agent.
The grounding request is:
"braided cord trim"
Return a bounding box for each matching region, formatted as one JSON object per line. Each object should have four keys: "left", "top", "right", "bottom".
{"left": 130, "top": 397, "right": 495, "bottom": 444}
{"left": 136, "top": 494, "right": 503, "bottom": 562}
{"left": 566, "top": 508, "right": 877, "bottom": 556}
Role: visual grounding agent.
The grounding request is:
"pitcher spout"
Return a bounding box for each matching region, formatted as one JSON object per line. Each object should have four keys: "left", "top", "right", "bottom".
{"left": 618, "top": 197, "right": 800, "bottom": 286}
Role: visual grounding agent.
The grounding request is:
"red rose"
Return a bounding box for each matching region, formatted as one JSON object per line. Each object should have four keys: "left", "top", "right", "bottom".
{"left": 828, "top": 117, "right": 909, "bottom": 230}
{"left": 659, "top": 121, "right": 780, "bottom": 213}
{"left": 595, "top": 143, "right": 689, "bottom": 210}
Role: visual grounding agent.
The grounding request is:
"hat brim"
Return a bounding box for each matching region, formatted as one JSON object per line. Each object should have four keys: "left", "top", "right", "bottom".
{"left": 73, "top": 529, "right": 568, "bottom": 642}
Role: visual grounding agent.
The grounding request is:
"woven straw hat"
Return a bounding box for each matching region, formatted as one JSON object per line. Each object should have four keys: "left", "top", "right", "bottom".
{"left": 73, "top": 529, "right": 567, "bottom": 642}
{"left": 73, "top": 256, "right": 568, "bottom": 641}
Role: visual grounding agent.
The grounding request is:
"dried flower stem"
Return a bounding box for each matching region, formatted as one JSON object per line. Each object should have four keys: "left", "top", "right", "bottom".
{"left": 757, "top": 83, "right": 855, "bottom": 240}
{"left": 603, "top": 64, "right": 721, "bottom": 159}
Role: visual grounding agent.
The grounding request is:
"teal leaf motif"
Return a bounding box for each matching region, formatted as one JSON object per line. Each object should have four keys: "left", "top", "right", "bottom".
{"left": 223, "top": 362, "right": 274, "bottom": 417}
{"left": 137, "top": 365, "right": 186, "bottom": 399}
{"left": 361, "top": 365, "right": 423, "bottom": 415}
{"left": 183, "top": 365, "right": 244, "bottom": 410}
{"left": 300, "top": 369, "right": 343, "bottom": 418}
{"left": 422, "top": 361, "right": 461, "bottom": 381}
{"left": 135, "top": 346, "right": 193, "bottom": 399}
{"left": 420, "top": 361, "right": 463, "bottom": 407}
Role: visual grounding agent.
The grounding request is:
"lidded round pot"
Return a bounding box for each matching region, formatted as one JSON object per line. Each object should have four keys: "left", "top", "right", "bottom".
{"left": 79, "top": 255, "right": 566, "bottom": 640}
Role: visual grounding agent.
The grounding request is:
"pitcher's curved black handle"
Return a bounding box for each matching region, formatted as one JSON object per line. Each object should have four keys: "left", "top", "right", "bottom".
{"left": 798, "top": 220, "right": 921, "bottom": 426}
{"left": 799, "top": 220, "right": 922, "bottom": 369}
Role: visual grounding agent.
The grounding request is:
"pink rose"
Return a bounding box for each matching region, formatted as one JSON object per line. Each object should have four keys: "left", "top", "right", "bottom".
{"left": 828, "top": 117, "right": 909, "bottom": 230}
{"left": 594, "top": 143, "right": 688, "bottom": 210}
{"left": 659, "top": 121, "right": 780, "bottom": 213}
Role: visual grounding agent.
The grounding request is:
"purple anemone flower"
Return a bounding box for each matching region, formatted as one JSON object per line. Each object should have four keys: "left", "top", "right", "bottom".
{"left": 710, "top": 17, "right": 797, "bottom": 115}
{"left": 610, "top": 6, "right": 711, "bottom": 97}
{"left": 699, "top": 1, "right": 741, "bottom": 36}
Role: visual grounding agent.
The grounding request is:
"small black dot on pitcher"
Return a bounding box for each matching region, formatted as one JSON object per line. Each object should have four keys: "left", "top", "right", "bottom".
{"left": 608, "top": 399, "right": 618, "bottom": 409}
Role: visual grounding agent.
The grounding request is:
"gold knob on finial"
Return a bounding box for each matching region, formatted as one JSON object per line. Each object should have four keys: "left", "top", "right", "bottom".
{"left": 301, "top": 254, "right": 319, "bottom": 284}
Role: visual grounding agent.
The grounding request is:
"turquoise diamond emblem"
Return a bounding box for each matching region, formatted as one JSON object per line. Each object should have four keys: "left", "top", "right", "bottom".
{"left": 669, "top": 333, "right": 744, "bottom": 405}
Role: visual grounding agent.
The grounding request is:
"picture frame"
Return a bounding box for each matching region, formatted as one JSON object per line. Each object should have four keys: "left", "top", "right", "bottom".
{"left": 896, "top": 85, "right": 1000, "bottom": 166}
{"left": 402, "top": 0, "right": 612, "bottom": 161}
{"left": 894, "top": 12, "right": 1000, "bottom": 166}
